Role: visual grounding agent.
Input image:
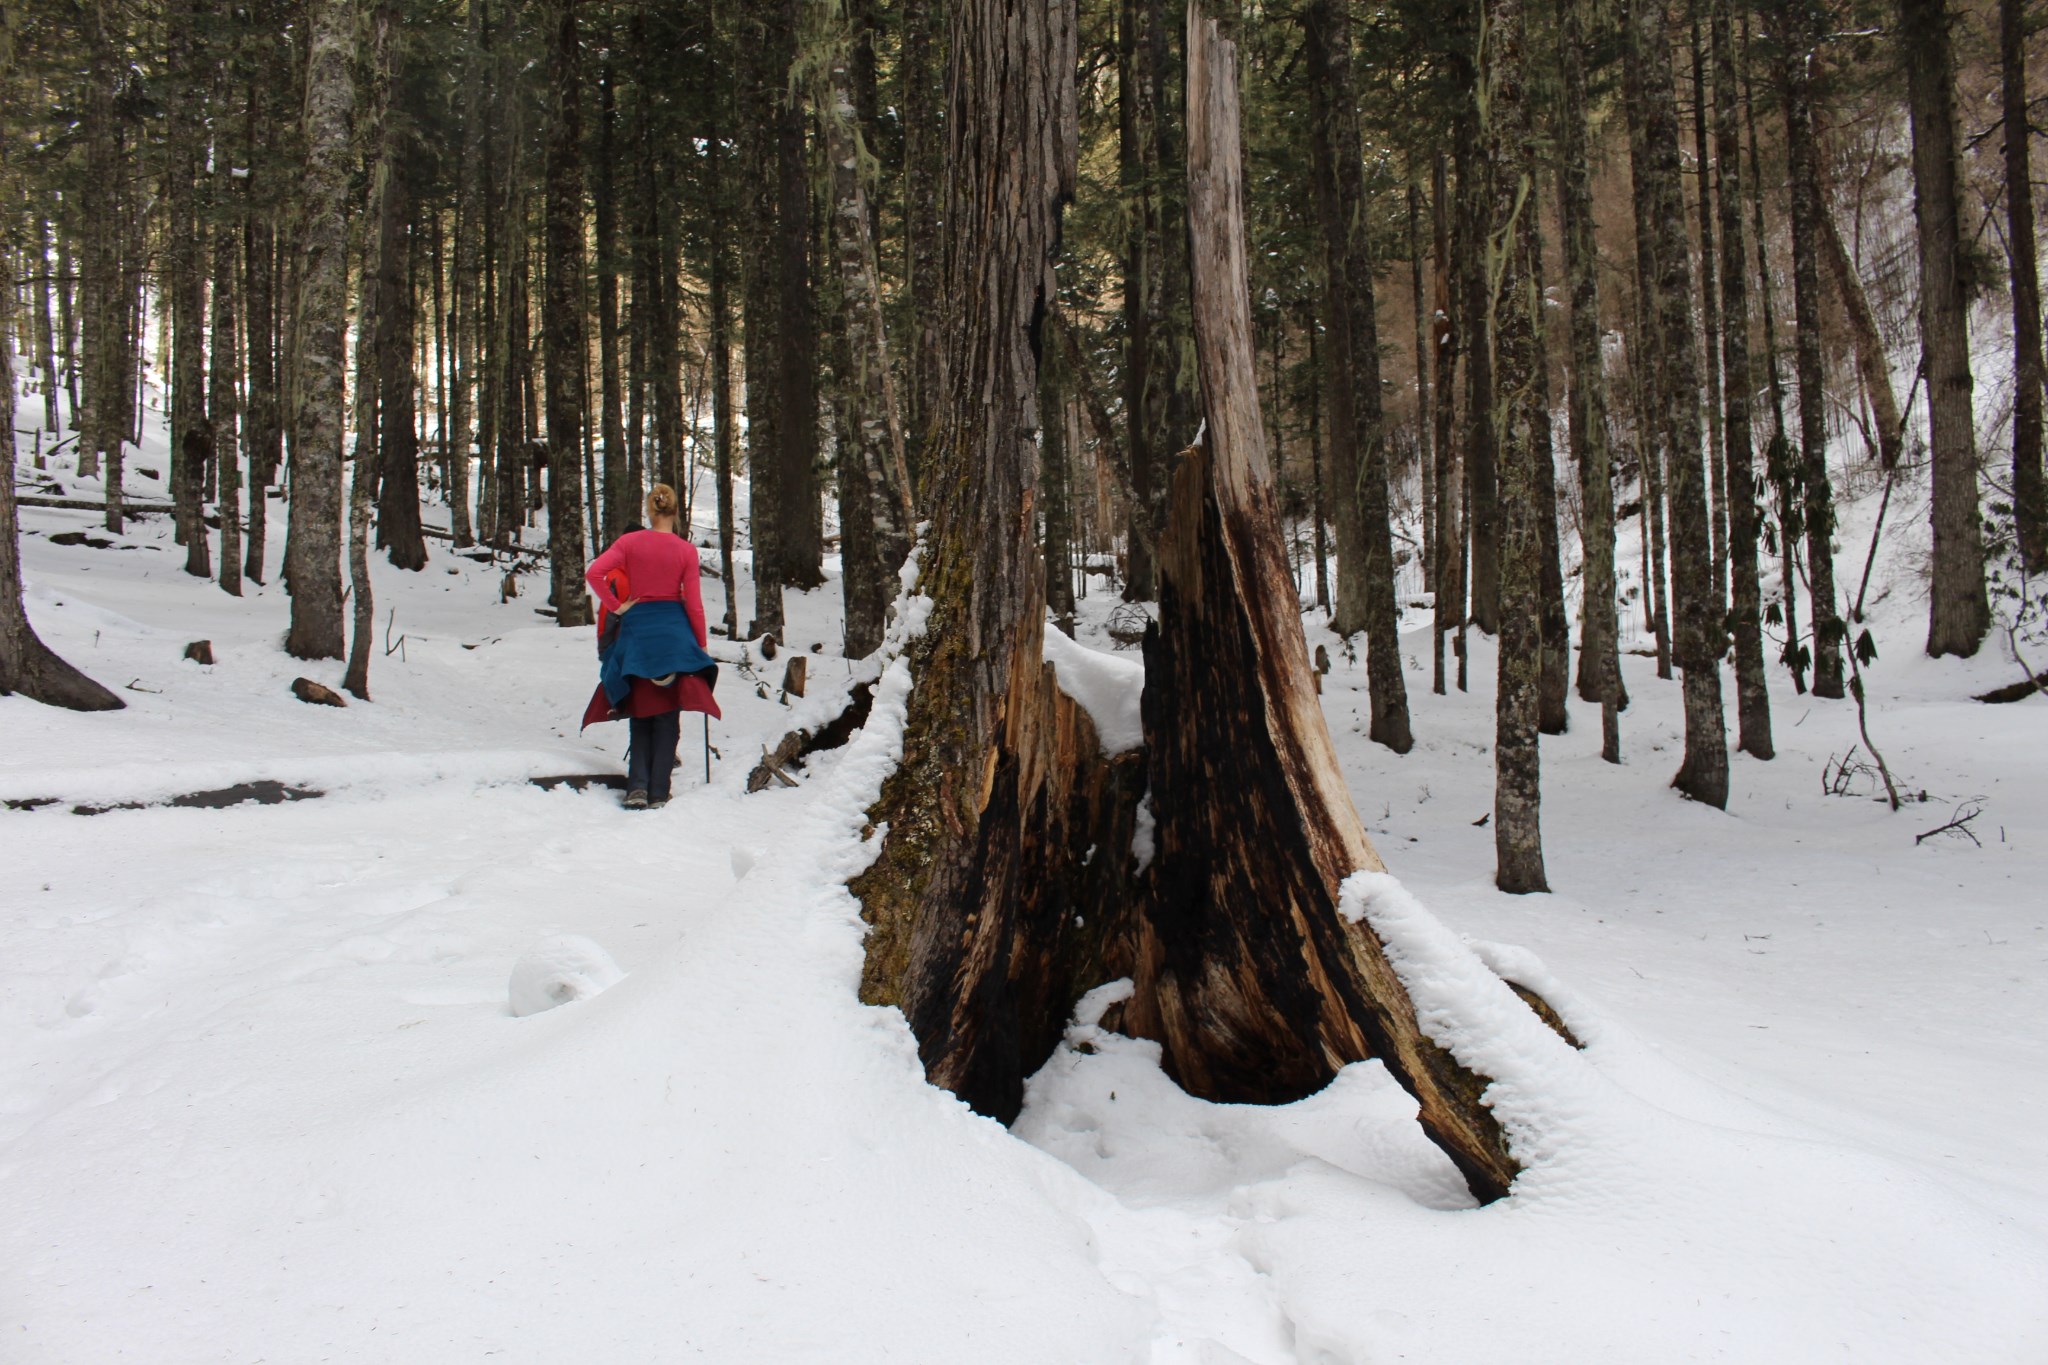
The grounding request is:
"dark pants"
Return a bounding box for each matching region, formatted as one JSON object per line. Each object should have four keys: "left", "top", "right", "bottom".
{"left": 626, "top": 711, "right": 681, "bottom": 801}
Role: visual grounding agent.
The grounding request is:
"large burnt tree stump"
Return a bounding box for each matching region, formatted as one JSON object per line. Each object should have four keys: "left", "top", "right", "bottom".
{"left": 854, "top": 0, "right": 1548, "bottom": 1204}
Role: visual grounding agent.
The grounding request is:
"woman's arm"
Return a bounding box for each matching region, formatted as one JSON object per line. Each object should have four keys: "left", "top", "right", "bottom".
{"left": 681, "top": 542, "right": 709, "bottom": 647}
{"left": 586, "top": 538, "right": 628, "bottom": 612}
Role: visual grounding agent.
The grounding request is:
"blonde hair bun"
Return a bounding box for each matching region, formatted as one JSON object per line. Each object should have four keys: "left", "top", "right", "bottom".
{"left": 646, "top": 484, "right": 679, "bottom": 519}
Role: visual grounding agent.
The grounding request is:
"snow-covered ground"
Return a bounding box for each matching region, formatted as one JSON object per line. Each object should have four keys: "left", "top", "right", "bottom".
{"left": 5, "top": 378, "right": 2046, "bottom": 1362}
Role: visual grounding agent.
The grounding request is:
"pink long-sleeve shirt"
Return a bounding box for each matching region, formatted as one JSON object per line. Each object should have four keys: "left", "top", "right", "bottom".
{"left": 586, "top": 530, "right": 709, "bottom": 647}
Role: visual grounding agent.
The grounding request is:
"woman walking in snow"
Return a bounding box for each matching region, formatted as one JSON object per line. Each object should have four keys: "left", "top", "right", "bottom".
{"left": 581, "top": 484, "right": 720, "bottom": 809}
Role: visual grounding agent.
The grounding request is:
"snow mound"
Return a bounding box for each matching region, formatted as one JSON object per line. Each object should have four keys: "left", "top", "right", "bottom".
{"left": 1042, "top": 624, "right": 1145, "bottom": 754}
{"left": 507, "top": 935, "right": 624, "bottom": 1017}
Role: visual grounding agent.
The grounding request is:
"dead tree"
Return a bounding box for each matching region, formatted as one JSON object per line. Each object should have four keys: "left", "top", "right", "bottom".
{"left": 853, "top": 0, "right": 1547, "bottom": 1206}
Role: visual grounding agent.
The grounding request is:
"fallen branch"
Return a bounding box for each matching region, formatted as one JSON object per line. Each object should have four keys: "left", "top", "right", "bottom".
{"left": 1915, "top": 799, "right": 1984, "bottom": 847}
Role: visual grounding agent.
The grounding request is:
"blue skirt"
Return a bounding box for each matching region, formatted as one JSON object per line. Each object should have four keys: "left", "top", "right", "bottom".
{"left": 599, "top": 601, "right": 718, "bottom": 708}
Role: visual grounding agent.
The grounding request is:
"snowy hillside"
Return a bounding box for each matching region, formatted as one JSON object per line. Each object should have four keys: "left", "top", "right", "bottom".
{"left": 5, "top": 382, "right": 2047, "bottom": 1362}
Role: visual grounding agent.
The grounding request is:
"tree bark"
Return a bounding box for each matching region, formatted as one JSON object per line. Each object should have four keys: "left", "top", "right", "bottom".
{"left": 1812, "top": 155, "right": 1904, "bottom": 474}
{"left": 1484, "top": 0, "right": 1550, "bottom": 890}
{"left": 595, "top": 60, "right": 630, "bottom": 548}
{"left": 851, "top": 0, "right": 1097, "bottom": 1122}
{"left": 372, "top": 97, "right": 427, "bottom": 572}
{"left": 1622, "top": 43, "right": 1674, "bottom": 682}
{"left": 542, "top": 0, "right": 591, "bottom": 626}
{"left": 1411, "top": 182, "right": 1435, "bottom": 594}
{"left": 1137, "top": 1, "right": 1529, "bottom": 1199}
{"left": 1118, "top": 0, "right": 1156, "bottom": 600}
{"left": 776, "top": 0, "right": 825, "bottom": 591}
{"left": 2009, "top": 0, "right": 2048, "bottom": 572}
{"left": 1742, "top": 6, "right": 1806, "bottom": 694}
{"left": 898, "top": 0, "right": 944, "bottom": 494}
{"left": 1635, "top": 0, "right": 1729, "bottom": 808}
{"left": 1042, "top": 346, "right": 1078, "bottom": 634}
{"left": 167, "top": 0, "right": 211, "bottom": 577}
{"left": 1690, "top": 9, "right": 1728, "bottom": 602}
{"left": 213, "top": 194, "right": 244, "bottom": 598}
{"left": 854, "top": 0, "right": 1543, "bottom": 1208}
{"left": 285, "top": 0, "right": 354, "bottom": 661}
{"left": 1559, "top": 0, "right": 1624, "bottom": 758}
{"left": 346, "top": 0, "right": 400, "bottom": 702}
{"left": 242, "top": 78, "right": 282, "bottom": 584}
{"left": 1431, "top": 152, "right": 1460, "bottom": 698}
{"left": 32, "top": 215, "right": 60, "bottom": 436}
{"left": 738, "top": 10, "right": 785, "bottom": 638}
{"left": 822, "top": 2, "right": 915, "bottom": 659}
{"left": 1304, "top": 0, "right": 1411, "bottom": 752}
{"left": 1902, "top": 0, "right": 1990, "bottom": 657}
{"left": 0, "top": 227, "right": 123, "bottom": 710}
{"left": 1711, "top": 0, "right": 1773, "bottom": 758}
{"left": 1457, "top": 33, "right": 1499, "bottom": 636}
{"left": 1530, "top": 223, "right": 1571, "bottom": 739}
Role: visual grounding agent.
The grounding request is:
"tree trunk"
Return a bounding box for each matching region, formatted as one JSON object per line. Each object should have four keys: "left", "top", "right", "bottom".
{"left": 1559, "top": 0, "right": 1624, "bottom": 757}
{"left": 850, "top": 0, "right": 1101, "bottom": 1122}
{"left": 1304, "top": 0, "right": 1411, "bottom": 752}
{"left": 1690, "top": 9, "right": 1728, "bottom": 603}
{"left": 32, "top": 215, "right": 60, "bottom": 435}
{"left": 449, "top": 0, "right": 486, "bottom": 550}
{"left": 1711, "top": 0, "right": 1772, "bottom": 759}
{"left": 56, "top": 229, "right": 82, "bottom": 434}
{"left": 0, "top": 228, "right": 123, "bottom": 711}
{"left": 1902, "top": 0, "right": 1990, "bottom": 657}
{"left": 1483, "top": 0, "right": 1551, "bottom": 891}
{"left": 739, "top": 11, "right": 785, "bottom": 639}
{"left": 823, "top": 3, "right": 915, "bottom": 659}
{"left": 1774, "top": 0, "right": 1845, "bottom": 697}
{"left": 596, "top": 60, "right": 630, "bottom": 548}
{"left": 1042, "top": 350, "right": 1078, "bottom": 635}
{"left": 898, "top": 0, "right": 944, "bottom": 494}
{"left": 285, "top": 0, "right": 354, "bottom": 661}
{"left": 707, "top": 107, "right": 740, "bottom": 641}
{"left": 1742, "top": 6, "right": 1805, "bottom": 695}
{"left": 1457, "top": 51, "right": 1499, "bottom": 636}
{"left": 1411, "top": 182, "right": 1434, "bottom": 594}
{"left": 1531, "top": 227, "right": 1571, "bottom": 739}
{"left": 167, "top": 0, "right": 211, "bottom": 577}
{"left": 1623, "top": 46, "right": 1673, "bottom": 683}
{"left": 1119, "top": 0, "right": 1157, "bottom": 600}
{"left": 1431, "top": 152, "right": 1460, "bottom": 698}
{"left": 243, "top": 76, "right": 281, "bottom": 584}
{"left": 1140, "top": 0, "right": 1532, "bottom": 1198}
{"left": 776, "top": 0, "right": 825, "bottom": 591}
{"left": 1306, "top": 305, "right": 1331, "bottom": 614}
{"left": 2009, "top": 0, "right": 2048, "bottom": 572}
{"left": 346, "top": 0, "right": 399, "bottom": 702}
{"left": 853, "top": 0, "right": 1543, "bottom": 1208}
{"left": 542, "top": 0, "right": 591, "bottom": 626}
{"left": 373, "top": 96, "right": 428, "bottom": 572}
{"left": 1812, "top": 159, "right": 1904, "bottom": 474}
{"left": 493, "top": 96, "right": 531, "bottom": 551}
{"left": 1634, "top": 0, "right": 1729, "bottom": 809}
{"left": 213, "top": 197, "right": 244, "bottom": 597}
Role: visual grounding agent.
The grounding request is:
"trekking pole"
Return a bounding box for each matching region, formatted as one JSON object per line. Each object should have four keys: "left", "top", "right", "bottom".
{"left": 703, "top": 713, "right": 712, "bottom": 785}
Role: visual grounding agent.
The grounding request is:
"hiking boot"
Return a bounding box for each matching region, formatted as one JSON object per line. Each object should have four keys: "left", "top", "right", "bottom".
{"left": 647, "top": 796, "right": 669, "bottom": 810}
{"left": 624, "top": 789, "right": 649, "bottom": 810}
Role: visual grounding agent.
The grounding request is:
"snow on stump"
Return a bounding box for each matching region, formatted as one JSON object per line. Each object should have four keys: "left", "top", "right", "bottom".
{"left": 508, "top": 935, "right": 624, "bottom": 1017}
{"left": 291, "top": 677, "right": 347, "bottom": 707}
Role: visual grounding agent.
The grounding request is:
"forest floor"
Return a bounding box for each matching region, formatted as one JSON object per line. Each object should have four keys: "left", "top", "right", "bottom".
{"left": 4, "top": 402, "right": 2047, "bottom": 1361}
